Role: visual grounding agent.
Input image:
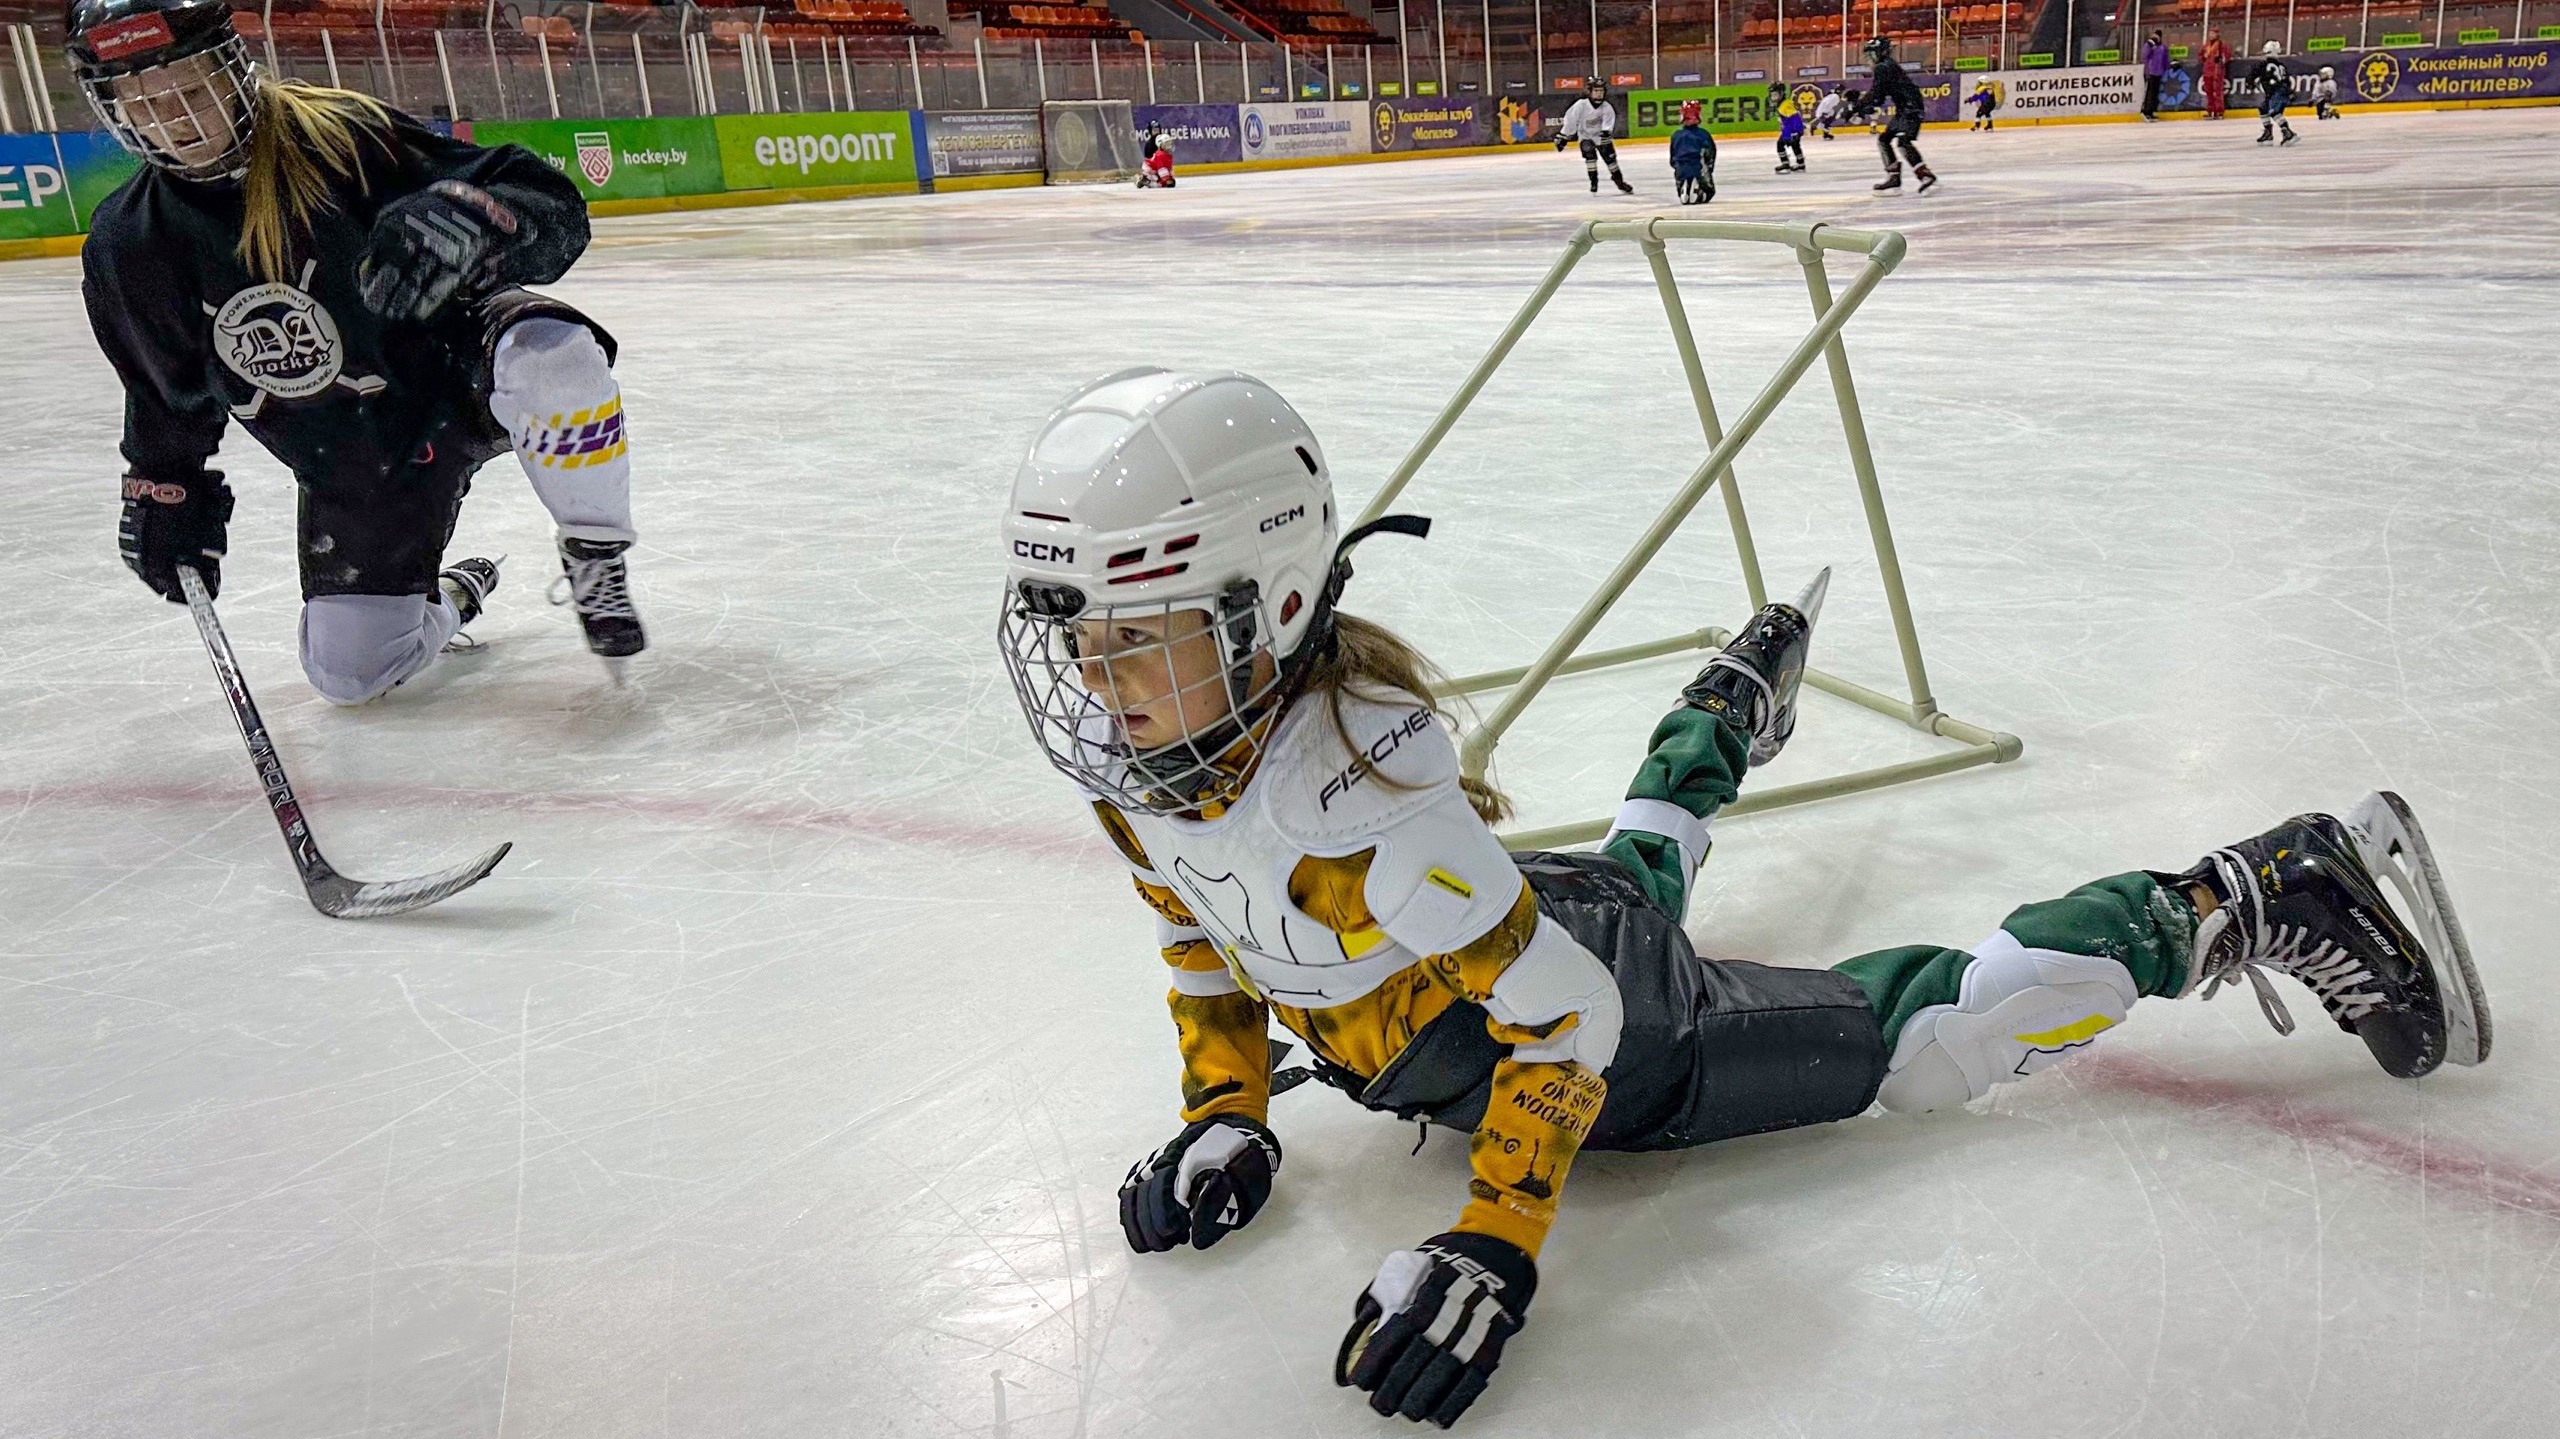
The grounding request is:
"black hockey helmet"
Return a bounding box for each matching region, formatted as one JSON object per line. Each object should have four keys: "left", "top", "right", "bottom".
{"left": 1585, "top": 76, "right": 1608, "bottom": 100}
{"left": 64, "top": 0, "right": 260, "bottom": 182}
{"left": 1863, "top": 35, "right": 1893, "bottom": 63}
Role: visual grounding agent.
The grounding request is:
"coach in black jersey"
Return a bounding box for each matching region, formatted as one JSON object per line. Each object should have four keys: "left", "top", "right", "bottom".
{"left": 68, "top": 0, "right": 648, "bottom": 701}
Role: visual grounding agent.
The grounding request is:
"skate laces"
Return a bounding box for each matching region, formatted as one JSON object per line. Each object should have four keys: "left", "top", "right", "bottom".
{"left": 2193, "top": 850, "right": 2389, "bottom": 1036}
{"left": 549, "top": 546, "right": 635, "bottom": 621}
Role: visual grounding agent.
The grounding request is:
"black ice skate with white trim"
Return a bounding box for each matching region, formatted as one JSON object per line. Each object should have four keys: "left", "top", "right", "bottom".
{"left": 2181, "top": 791, "right": 2489, "bottom": 1078}
{"left": 550, "top": 536, "right": 646, "bottom": 677}
{"left": 1681, "top": 568, "right": 1829, "bottom": 768}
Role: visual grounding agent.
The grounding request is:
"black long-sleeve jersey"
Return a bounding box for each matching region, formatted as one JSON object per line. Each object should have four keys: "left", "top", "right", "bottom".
{"left": 2257, "top": 58, "right": 2294, "bottom": 102}
{"left": 1871, "top": 57, "right": 1926, "bottom": 125}
{"left": 80, "top": 109, "right": 590, "bottom": 491}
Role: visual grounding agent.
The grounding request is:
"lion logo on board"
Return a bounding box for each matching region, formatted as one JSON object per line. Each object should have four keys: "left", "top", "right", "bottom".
{"left": 211, "top": 281, "right": 343, "bottom": 400}
{"left": 574, "top": 131, "right": 615, "bottom": 188}
{"left": 2354, "top": 50, "right": 2399, "bottom": 103}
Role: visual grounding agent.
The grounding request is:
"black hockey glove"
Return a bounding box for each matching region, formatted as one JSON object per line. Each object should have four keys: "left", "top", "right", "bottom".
{"left": 118, "top": 470, "right": 233, "bottom": 604}
{"left": 357, "top": 180, "right": 525, "bottom": 323}
{"left": 1552, "top": 133, "right": 1570, "bottom": 151}
{"left": 1336, "top": 1232, "right": 1536, "bottom": 1429}
{"left": 1118, "top": 1114, "right": 1281, "bottom": 1253}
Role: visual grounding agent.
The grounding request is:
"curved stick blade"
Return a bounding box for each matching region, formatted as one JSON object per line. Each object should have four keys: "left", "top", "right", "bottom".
{"left": 310, "top": 842, "right": 513, "bottom": 919}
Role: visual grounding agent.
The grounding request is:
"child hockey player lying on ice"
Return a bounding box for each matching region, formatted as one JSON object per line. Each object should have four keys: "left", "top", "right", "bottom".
{"left": 996, "top": 370, "right": 2492, "bottom": 1429}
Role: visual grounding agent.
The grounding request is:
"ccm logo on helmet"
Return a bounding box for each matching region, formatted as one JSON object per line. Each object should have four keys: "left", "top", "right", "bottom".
{"left": 1012, "top": 539, "right": 1075, "bottom": 563}
{"left": 1260, "top": 505, "right": 1305, "bottom": 534}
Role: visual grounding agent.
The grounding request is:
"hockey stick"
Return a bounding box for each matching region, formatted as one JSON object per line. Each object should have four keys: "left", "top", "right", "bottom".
{"left": 176, "top": 565, "right": 511, "bottom": 918}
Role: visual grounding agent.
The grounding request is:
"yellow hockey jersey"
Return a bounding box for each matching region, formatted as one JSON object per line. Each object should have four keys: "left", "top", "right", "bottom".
{"left": 1090, "top": 687, "right": 1623, "bottom": 1257}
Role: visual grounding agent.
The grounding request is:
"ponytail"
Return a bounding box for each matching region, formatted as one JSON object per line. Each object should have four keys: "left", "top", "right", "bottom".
{"left": 238, "top": 82, "right": 392, "bottom": 283}
{"left": 1299, "top": 613, "right": 1513, "bottom": 825}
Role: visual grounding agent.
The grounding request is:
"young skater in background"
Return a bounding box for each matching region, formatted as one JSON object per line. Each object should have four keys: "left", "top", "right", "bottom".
{"left": 998, "top": 368, "right": 2491, "bottom": 1431}
{"left": 1770, "top": 84, "right": 1808, "bottom": 173}
{"left": 2312, "top": 66, "right": 2342, "bottom": 119}
{"left": 1969, "top": 80, "right": 1999, "bottom": 130}
{"left": 1137, "top": 135, "right": 1177, "bottom": 187}
{"left": 1865, "top": 37, "right": 1937, "bottom": 192}
{"left": 2258, "top": 41, "right": 2301, "bottom": 145}
{"left": 1554, "top": 79, "right": 1635, "bottom": 194}
{"left": 1670, "top": 100, "right": 1716, "bottom": 204}
{"left": 1813, "top": 85, "right": 1846, "bottom": 138}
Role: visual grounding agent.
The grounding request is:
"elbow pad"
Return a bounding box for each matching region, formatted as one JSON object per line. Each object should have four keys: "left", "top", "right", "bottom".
{"left": 1485, "top": 916, "right": 1623, "bottom": 1073}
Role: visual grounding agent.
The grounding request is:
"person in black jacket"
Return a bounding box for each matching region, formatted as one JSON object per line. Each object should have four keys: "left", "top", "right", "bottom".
{"left": 1863, "top": 36, "right": 1937, "bottom": 193}
{"left": 67, "top": 0, "right": 648, "bottom": 703}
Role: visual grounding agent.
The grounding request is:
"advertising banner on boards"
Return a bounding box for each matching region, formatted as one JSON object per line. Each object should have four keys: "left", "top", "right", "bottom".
{"left": 1238, "top": 101, "right": 1369, "bottom": 159}
{"left": 1625, "top": 83, "right": 1784, "bottom": 136}
{"left": 0, "top": 134, "right": 80, "bottom": 242}
{"left": 1961, "top": 64, "right": 2144, "bottom": 121}
{"left": 1368, "top": 98, "right": 1486, "bottom": 150}
{"left": 1133, "top": 103, "right": 1244, "bottom": 164}
{"left": 714, "top": 112, "right": 922, "bottom": 190}
{"left": 2179, "top": 39, "right": 2560, "bottom": 110}
{"left": 922, "top": 110, "right": 1044, "bottom": 177}
{"left": 473, "top": 117, "right": 726, "bottom": 201}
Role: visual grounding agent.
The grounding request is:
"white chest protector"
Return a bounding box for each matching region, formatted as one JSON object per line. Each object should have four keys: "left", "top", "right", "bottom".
{"left": 1116, "top": 690, "right": 1527, "bottom": 1010}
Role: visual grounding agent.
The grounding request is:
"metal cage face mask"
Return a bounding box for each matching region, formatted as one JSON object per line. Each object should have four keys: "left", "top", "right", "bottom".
{"left": 88, "top": 41, "right": 258, "bottom": 181}
{"left": 998, "top": 579, "right": 1291, "bottom": 816}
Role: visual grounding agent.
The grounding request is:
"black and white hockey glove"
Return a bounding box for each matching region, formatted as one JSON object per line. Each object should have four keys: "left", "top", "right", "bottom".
{"left": 1118, "top": 1115, "right": 1281, "bottom": 1253}
{"left": 118, "top": 469, "right": 233, "bottom": 604}
{"left": 357, "top": 180, "right": 525, "bottom": 323}
{"left": 1336, "top": 1232, "right": 1536, "bottom": 1429}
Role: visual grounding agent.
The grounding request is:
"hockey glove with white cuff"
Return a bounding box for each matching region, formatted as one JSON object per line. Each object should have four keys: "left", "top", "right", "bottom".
{"left": 119, "top": 470, "right": 233, "bottom": 603}
{"left": 1118, "top": 1115, "right": 1281, "bottom": 1253}
{"left": 358, "top": 181, "right": 525, "bottom": 323}
{"left": 1336, "top": 1231, "right": 1536, "bottom": 1428}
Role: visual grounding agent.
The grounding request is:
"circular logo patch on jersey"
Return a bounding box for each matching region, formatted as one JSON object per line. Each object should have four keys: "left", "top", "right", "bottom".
{"left": 211, "top": 282, "right": 344, "bottom": 400}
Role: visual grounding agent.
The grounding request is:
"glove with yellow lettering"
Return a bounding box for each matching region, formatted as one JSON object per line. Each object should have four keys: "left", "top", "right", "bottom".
{"left": 1335, "top": 1231, "right": 1536, "bottom": 1429}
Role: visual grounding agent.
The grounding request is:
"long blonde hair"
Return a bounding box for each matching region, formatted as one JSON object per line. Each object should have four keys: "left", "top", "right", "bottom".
{"left": 1299, "top": 612, "right": 1513, "bottom": 824}
{"left": 238, "top": 82, "right": 392, "bottom": 282}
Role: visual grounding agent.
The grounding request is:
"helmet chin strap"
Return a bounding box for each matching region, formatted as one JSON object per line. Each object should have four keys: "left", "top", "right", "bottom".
{"left": 1127, "top": 513, "right": 1435, "bottom": 810}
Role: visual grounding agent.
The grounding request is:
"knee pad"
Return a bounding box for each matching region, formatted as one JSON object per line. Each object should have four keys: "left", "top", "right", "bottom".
{"left": 299, "top": 593, "right": 456, "bottom": 706}
{"left": 1877, "top": 932, "right": 2139, "bottom": 1114}
{"left": 489, "top": 317, "right": 626, "bottom": 476}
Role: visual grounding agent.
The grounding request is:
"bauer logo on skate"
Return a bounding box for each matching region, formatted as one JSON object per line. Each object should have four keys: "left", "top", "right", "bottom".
{"left": 1317, "top": 707, "right": 1436, "bottom": 811}
{"left": 211, "top": 283, "right": 344, "bottom": 400}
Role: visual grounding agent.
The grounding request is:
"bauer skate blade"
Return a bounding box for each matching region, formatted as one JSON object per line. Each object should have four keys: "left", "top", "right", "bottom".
{"left": 2342, "top": 791, "right": 2490, "bottom": 1066}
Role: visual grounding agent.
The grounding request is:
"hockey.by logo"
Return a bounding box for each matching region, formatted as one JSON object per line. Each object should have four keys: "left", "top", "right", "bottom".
{"left": 574, "top": 131, "right": 616, "bottom": 188}
{"left": 211, "top": 281, "right": 344, "bottom": 400}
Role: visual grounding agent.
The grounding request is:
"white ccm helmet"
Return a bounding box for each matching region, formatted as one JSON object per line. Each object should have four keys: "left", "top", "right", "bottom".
{"left": 999, "top": 368, "right": 1344, "bottom": 813}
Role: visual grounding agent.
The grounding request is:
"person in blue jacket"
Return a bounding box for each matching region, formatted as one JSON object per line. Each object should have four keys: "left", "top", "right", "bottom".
{"left": 1670, "top": 99, "right": 1716, "bottom": 204}
{"left": 1770, "top": 83, "right": 1808, "bottom": 173}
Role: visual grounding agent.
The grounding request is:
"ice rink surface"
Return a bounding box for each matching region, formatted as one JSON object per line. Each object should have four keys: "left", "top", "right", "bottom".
{"left": 5, "top": 109, "right": 2559, "bottom": 1437}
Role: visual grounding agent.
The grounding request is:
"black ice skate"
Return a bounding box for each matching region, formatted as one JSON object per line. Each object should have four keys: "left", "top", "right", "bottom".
{"left": 2279, "top": 125, "right": 2300, "bottom": 145}
{"left": 1613, "top": 174, "right": 1635, "bottom": 194}
{"left": 2179, "top": 791, "right": 2490, "bottom": 1079}
{"left": 1681, "top": 568, "right": 1829, "bottom": 768}
{"left": 438, "top": 556, "right": 501, "bottom": 626}
{"left": 1873, "top": 170, "right": 1902, "bottom": 192}
{"left": 1589, "top": 173, "right": 1600, "bottom": 193}
{"left": 1914, "top": 165, "right": 1937, "bottom": 194}
{"left": 2258, "top": 123, "right": 2275, "bottom": 143}
{"left": 551, "top": 536, "right": 647, "bottom": 674}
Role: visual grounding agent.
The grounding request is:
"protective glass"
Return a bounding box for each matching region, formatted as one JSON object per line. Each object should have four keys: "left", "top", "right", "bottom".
{"left": 88, "top": 41, "right": 257, "bottom": 181}
{"left": 999, "top": 581, "right": 1287, "bottom": 816}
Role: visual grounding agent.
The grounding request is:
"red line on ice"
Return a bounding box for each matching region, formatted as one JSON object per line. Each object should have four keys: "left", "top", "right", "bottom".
{"left": 2081, "top": 1051, "right": 2560, "bottom": 1220}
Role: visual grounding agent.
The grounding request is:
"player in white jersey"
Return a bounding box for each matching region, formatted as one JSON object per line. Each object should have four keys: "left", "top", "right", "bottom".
{"left": 1551, "top": 78, "right": 1634, "bottom": 193}
{"left": 996, "top": 369, "right": 2490, "bottom": 1428}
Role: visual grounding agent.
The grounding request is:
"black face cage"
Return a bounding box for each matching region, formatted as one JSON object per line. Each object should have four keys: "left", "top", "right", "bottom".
{"left": 84, "top": 38, "right": 260, "bottom": 182}
{"left": 998, "top": 579, "right": 1292, "bottom": 816}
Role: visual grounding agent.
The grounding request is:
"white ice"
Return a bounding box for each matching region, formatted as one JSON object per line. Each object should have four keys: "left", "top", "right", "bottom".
{"left": 5, "top": 110, "right": 2559, "bottom": 1438}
